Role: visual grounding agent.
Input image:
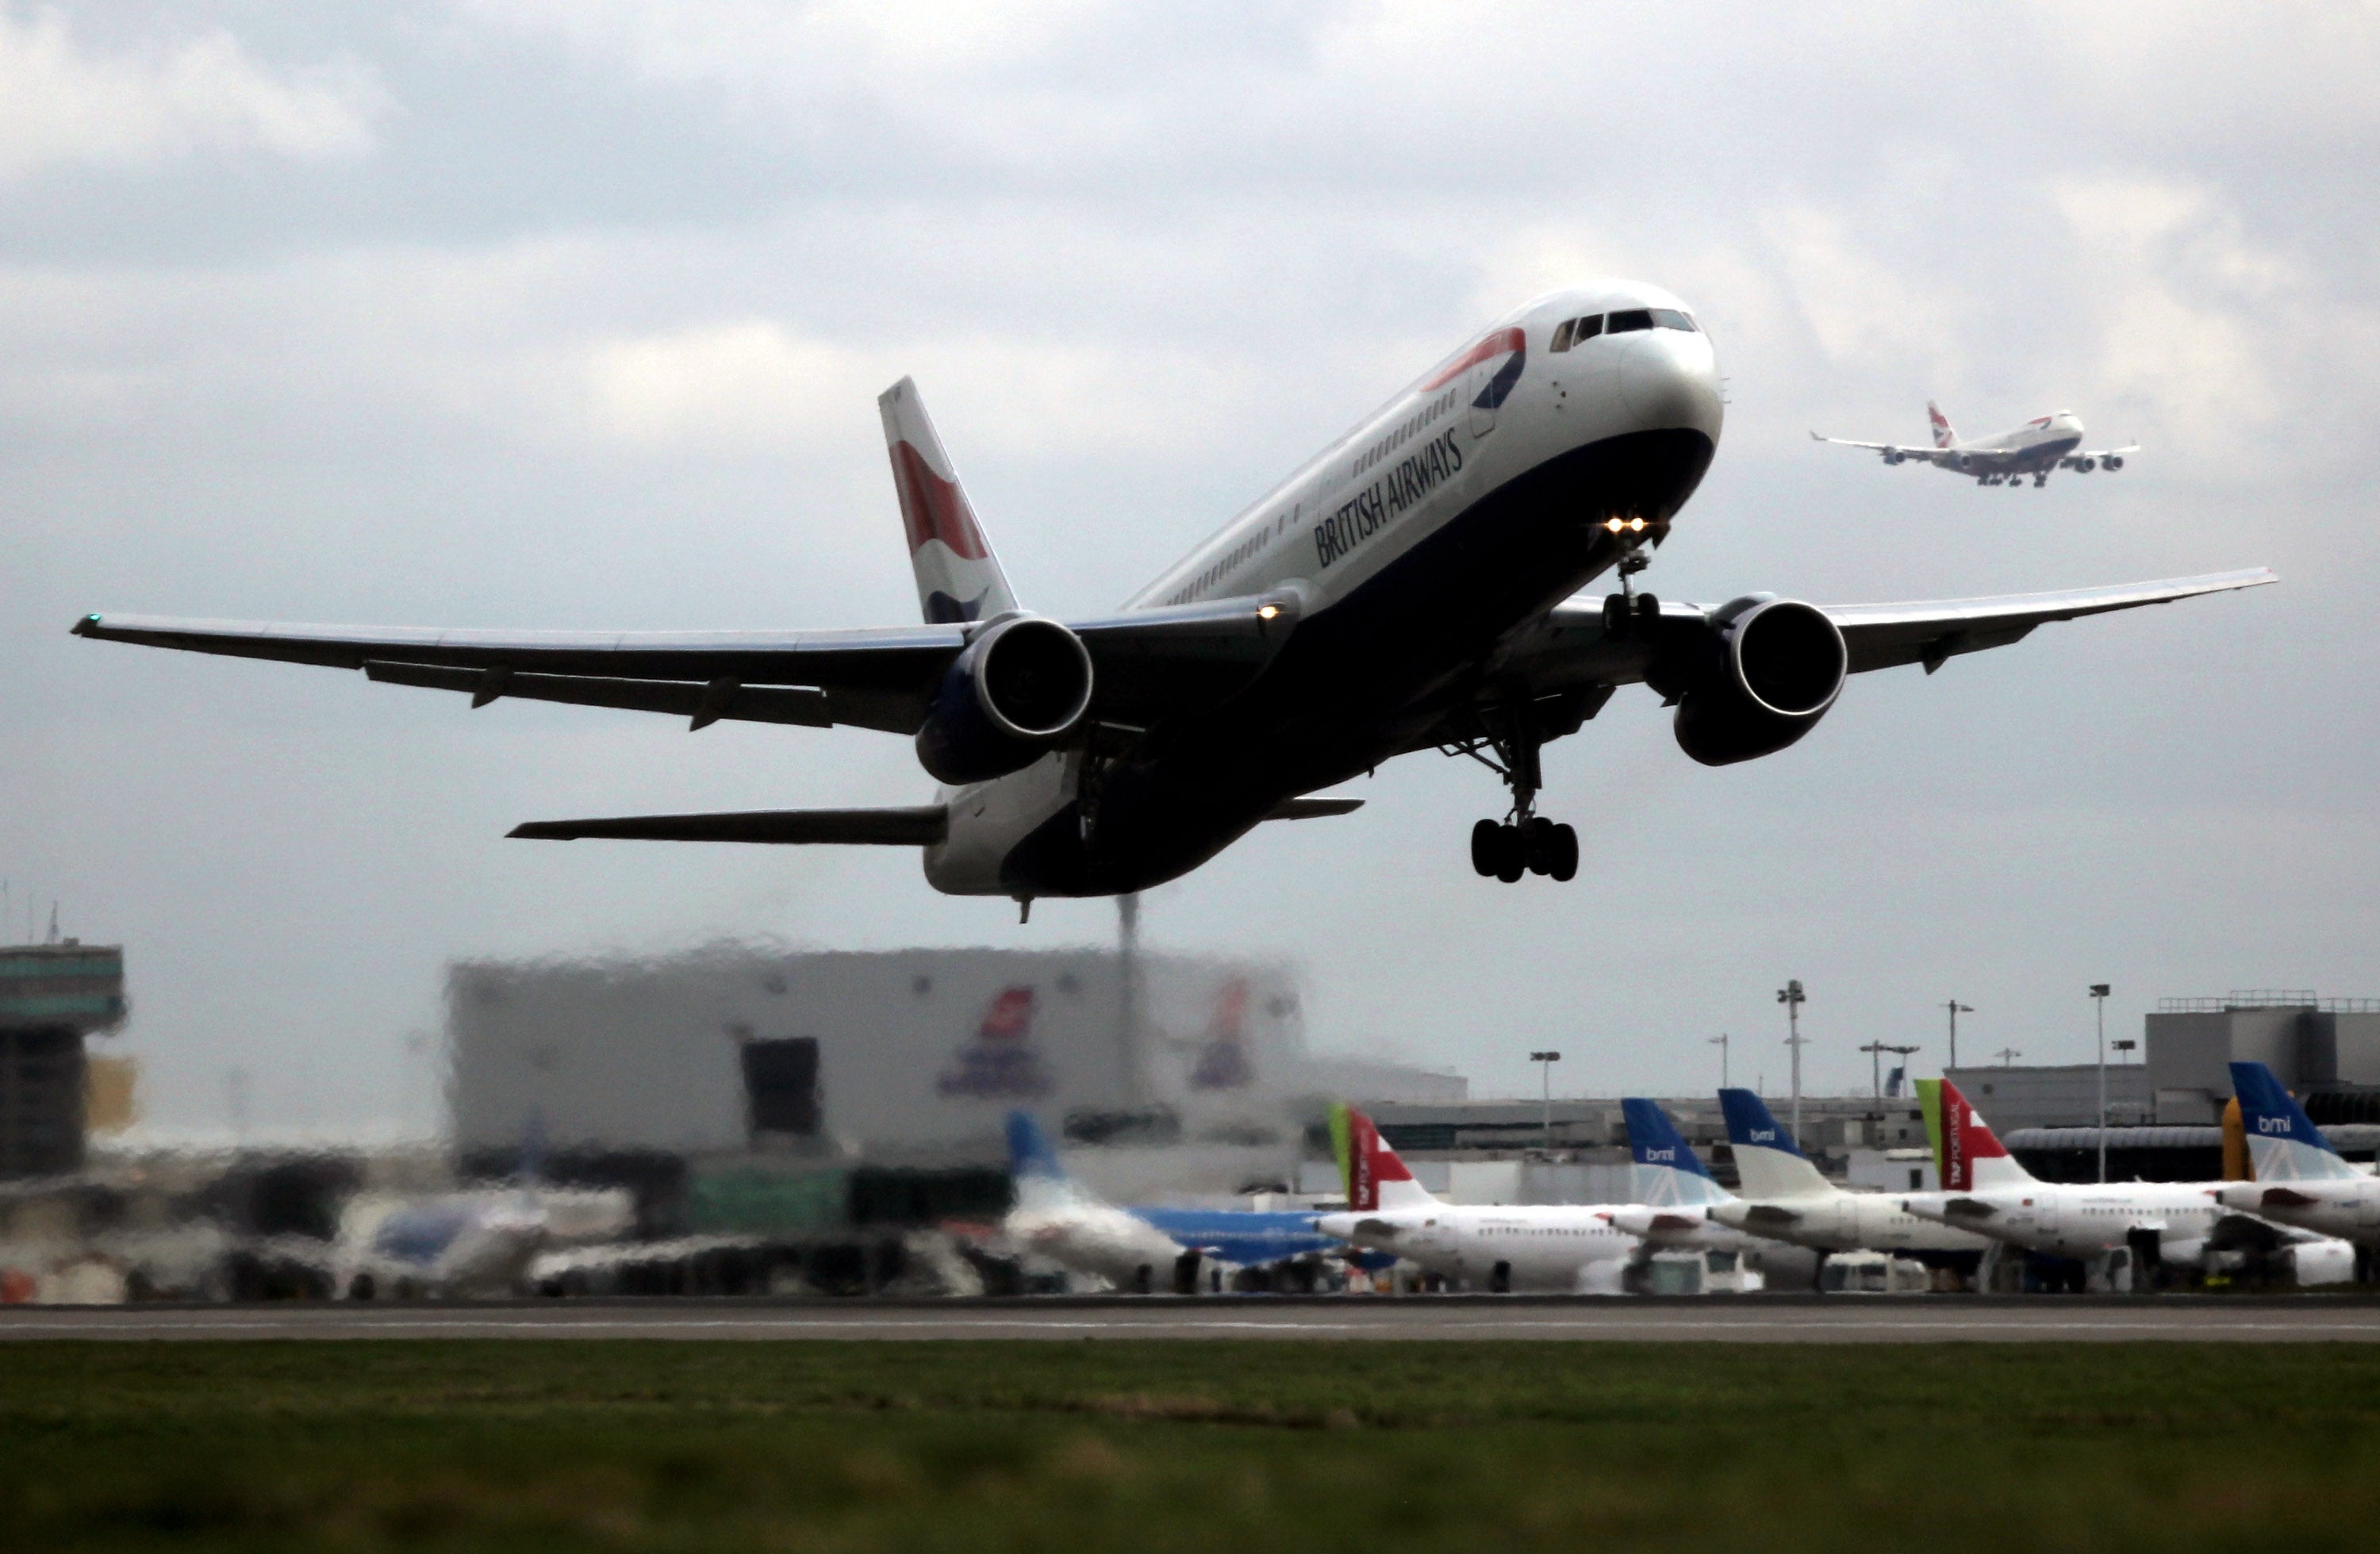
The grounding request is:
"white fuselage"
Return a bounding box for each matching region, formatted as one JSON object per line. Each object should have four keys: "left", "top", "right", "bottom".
{"left": 1004, "top": 1196, "right": 1187, "bottom": 1291}
{"left": 2215, "top": 1180, "right": 2380, "bottom": 1246}
{"left": 1711, "top": 1191, "right": 1992, "bottom": 1257}
{"left": 921, "top": 284, "right": 1724, "bottom": 896}
{"left": 1923, "top": 412, "right": 2084, "bottom": 475}
{"left": 1901, "top": 1180, "right": 2234, "bottom": 1264}
{"left": 1319, "top": 1202, "right": 1660, "bottom": 1291}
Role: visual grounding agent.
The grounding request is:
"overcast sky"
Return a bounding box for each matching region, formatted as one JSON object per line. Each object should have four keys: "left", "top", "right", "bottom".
{"left": 7, "top": 2, "right": 2378, "bottom": 1133}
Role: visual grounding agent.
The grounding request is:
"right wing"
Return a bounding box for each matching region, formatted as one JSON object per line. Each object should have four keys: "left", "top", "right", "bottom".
{"left": 1810, "top": 432, "right": 1951, "bottom": 463}
{"left": 511, "top": 807, "right": 948, "bottom": 845}
{"left": 73, "top": 590, "right": 1302, "bottom": 737}
{"left": 1823, "top": 568, "right": 2275, "bottom": 674}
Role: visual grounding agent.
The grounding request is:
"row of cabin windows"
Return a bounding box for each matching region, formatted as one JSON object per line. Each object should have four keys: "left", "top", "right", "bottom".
{"left": 1169, "top": 514, "right": 1285, "bottom": 604}
{"left": 1356, "top": 386, "right": 1461, "bottom": 478}
{"left": 1550, "top": 307, "right": 1696, "bottom": 352}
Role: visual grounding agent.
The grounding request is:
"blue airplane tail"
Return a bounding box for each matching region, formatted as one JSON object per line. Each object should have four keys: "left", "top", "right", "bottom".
{"left": 1718, "top": 1087, "right": 1805, "bottom": 1157}
{"left": 1005, "top": 1111, "right": 1069, "bottom": 1184}
{"left": 1622, "top": 1097, "right": 1727, "bottom": 1206}
{"left": 2229, "top": 1062, "right": 2359, "bottom": 1182}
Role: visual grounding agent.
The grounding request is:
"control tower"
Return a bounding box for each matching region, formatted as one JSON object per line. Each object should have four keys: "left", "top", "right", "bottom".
{"left": 0, "top": 941, "right": 126, "bottom": 1178}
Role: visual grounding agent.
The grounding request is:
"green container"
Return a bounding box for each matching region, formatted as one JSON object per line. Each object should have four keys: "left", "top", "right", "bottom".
{"left": 685, "top": 1166, "right": 850, "bottom": 1235}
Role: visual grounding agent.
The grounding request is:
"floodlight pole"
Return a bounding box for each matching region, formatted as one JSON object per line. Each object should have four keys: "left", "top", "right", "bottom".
{"left": 1710, "top": 1032, "right": 1730, "bottom": 1090}
{"left": 1530, "top": 1051, "right": 1561, "bottom": 1147}
{"left": 1945, "top": 1000, "right": 1973, "bottom": 1070}
{"left": 2091, "top": 984, "right": 2112, "bottom": 1184}
{"left": 1778, "top": 981, "right": 1807, "bottom": 1149}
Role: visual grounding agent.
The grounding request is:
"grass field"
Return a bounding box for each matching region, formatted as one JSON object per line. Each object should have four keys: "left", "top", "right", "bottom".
{"left": 6, "top": 1340, "right": 2380, "bottom": 1551}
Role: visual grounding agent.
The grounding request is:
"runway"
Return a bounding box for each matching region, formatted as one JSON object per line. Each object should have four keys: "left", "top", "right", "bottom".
{"left": 8, "top": 1295, "right": 2380, "bottom": 1341}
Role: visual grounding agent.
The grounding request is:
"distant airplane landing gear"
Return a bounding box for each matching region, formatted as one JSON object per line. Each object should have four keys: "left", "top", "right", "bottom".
{"left": 2033, "top": 473, "right": 2049, "bottom": 488}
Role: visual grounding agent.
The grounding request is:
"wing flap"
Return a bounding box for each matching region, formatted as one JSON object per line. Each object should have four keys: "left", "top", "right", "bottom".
{"left": 509, "top": 807, "right": 947, "bottom": 845}
{"left": 1265, "top": 796, "right": 1364, "bottom": 821}
{"left": 364, "top": 661, "right": 835, "bottom": 729}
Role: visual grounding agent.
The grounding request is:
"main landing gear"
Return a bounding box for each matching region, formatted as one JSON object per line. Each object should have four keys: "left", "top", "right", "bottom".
{"left": 1472, "top": 815, "right": 1578, "bottom": 883}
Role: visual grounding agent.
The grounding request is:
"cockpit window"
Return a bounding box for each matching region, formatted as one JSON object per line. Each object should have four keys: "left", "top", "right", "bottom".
{"left": 1573, "top": 313, "right": 1603, "bottom": 343}
{"left": 1605, "top": 309, "right": 1653, "bottom": 334}
{"left": 1650, "top": 308, "right": 1696, "bottom": 332}
{"left": 1550, "top": 318, "right": 1575, "bottom": 352}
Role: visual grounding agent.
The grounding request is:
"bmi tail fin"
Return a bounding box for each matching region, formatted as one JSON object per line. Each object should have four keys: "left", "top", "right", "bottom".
{"left": 2229, "top": 1061, "right": 2360, "bottom": 1182}
{"left": 1717, "top": 1088, "right": 1834, "bottom": 1199}
{"left": 879, "top": 378, "right": 1019, "bottom": 625}
{"left": 1926, "top": 399, "right": 1956, "bottom": 449}
{"left": 1004, "top": 1111, "right": 1077, "bottom": 1210}
{"left": 1935, "top": 1079, "right": 2033, "bottom": 1191}
{"left": 1336, "top": 1103, "right": 1438, "bottom": 1211}
{"left": 1622, "top": 1098, "right": 1729, "bottom": 1207}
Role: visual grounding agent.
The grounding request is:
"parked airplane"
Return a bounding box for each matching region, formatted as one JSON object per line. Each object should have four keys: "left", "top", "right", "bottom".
{"left": 1898, "top": 1078, "right": 2348, "bottom": 1290}
{"left": 78, "top": 285, "right": 2263, "bottom": 906}
{"left": 335, "top": 1182, "right": 635, "bottom": 1299}
{"left": 1315, "top": 1103, "right": 1760, "bottom": 1292}
{"left": 998, "top": 1112, "right": 1335, "bottom": 1293}
{"left": 1702, "top": 1088, "right": 1989, "bottom": 1267}
{"left": 2213, "top": 1061, "right": 2380, "bottom": 1278}
{"left": 1599, "top": 1097, "right": 1769, "bottom": 1269}
{"left": 1813, "top": 401, "right": 2136, "bottom": 487}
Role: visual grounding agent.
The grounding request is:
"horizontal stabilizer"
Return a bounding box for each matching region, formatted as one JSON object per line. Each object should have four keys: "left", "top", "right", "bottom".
{"left": 509, "top": 807, "right": 946, "bottom": 846}
{"left": 1265, "top": 796, "right": 1365, "bottom": 821}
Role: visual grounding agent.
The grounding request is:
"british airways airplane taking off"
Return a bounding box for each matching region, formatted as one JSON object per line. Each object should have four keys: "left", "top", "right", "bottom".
{"left": 1812, "top": 399, "right": 2136, "bottom": 487}
{"left": 76, "top": 283, "right": 2267, "bottom": 908}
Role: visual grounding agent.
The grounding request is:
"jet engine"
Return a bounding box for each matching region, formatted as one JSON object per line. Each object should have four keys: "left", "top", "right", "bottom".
{"left": 914, "top": 615, "right": 1096, "bottom": 783}
{"left": 1669, "top": 597, "right": 1848, "bottom": 766}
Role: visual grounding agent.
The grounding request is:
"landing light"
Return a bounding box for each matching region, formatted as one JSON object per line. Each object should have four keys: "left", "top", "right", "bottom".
{"left": 1603, "top": 517, "right": 1625, "bottom": 532}
{"left": 1256, "top": 604, "right": 1279, "bottom": 620}
{"left": 1629, "top": 516, "right": 1647, "bottom": 531}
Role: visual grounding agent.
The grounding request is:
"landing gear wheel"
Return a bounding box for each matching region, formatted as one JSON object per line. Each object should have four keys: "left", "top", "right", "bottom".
{"left": 1470, "top": 819, "right": 1503, "bottom": 877}
{"left": 1634, "top": 591, "right": 1660, "bottom": 626}
{"left": 1602, "top": 593, "right": 1630, "bottom": 637}
{"left": 1523, "top": 816, "right": 1559, "bottom": 876}
{"left": 1548, "top": 823, "right": 1579, "bottom": 882}
{"left": 1493, "top": 823, "right": 1526, "bottom": 884}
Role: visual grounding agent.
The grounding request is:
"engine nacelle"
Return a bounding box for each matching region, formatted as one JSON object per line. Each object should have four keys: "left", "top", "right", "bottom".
{"left": 1672, "top": 597, "right": 1848, "bottom": 766}
{"left": 914, "top": 615, "right": 1095, "bottom": 784}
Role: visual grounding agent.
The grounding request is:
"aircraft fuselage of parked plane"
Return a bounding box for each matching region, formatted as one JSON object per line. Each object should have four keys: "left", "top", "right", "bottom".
{"left": 78, "top": 286, "right": 2266, "bottom": 907}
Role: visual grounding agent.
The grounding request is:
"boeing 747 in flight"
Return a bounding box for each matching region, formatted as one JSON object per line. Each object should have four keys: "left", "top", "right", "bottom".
{"left": 77, "top": 283, "right": 2265, "bottom": 907}
{"left": 1813, "top": 400, "right": 2136, "bottom": 486}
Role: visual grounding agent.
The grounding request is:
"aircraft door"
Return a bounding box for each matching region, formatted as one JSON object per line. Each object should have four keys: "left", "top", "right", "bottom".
{"left": 1465, "top": 357, "right": 1500, "bottom": 439}
{"left": 2035, "top": 1195, "right": 2060, "bottom": 1247}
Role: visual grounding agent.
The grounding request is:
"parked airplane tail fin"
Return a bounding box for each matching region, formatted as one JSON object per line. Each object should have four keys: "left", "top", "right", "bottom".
{"left": 1334, "top": 1103, "right": 1438, "bottom": 1211}
{"left": 1936, "top": 1079, "right": 2033, "bottom": 1190}
{"left": 1622, "top": 1097, "right": 1729, "bottom": 1207}
{"left": 1004, "top": 1111, "right": 1077, "bottom": 1209}
{"left": 2229, "top": 1061, "right": 2360, "bottom": 1182}
{"left": 1926, "top": 400, "right": 1956, "bottom": 449}
{"left": 2223, "top": 1097, "right": 2251, "bottom": 1182}
{"left": 1717, "top": 1088, "right": 1834, "bottom": 1199}
{"left": 879, "top": 378, "right": 1020, "bottom": 625}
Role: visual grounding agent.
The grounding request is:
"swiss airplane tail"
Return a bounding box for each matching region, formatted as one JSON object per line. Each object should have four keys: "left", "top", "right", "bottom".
{"left": 2229, "top": 1062, "right": 2361, "bottom": 1182}
{"left": 1622, "top": 1097, "right": 1729, "bottom": 1207}
{"left": 1331, "top": 1103, "right": 1439, "bottom": 1212}
{"left": 1717, "top": 1088, "right": 1834, "bottom": 1199}
{"left": 878, "top": 378, "right": 1020, "bottom": 625}
{"left": 1926, "top": 400, "right": 1956, "bottom": 449}
{"left": 1933, "top": 1079, "right": 2034, "bottom": 1191}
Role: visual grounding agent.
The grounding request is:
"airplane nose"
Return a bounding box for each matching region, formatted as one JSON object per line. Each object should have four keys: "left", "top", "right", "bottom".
{"left": 1315, "top": 1213, "right": 1357, "bottom": 1240}
{"left": 1616, "top": 328, "right": 1723, "bottom": 441}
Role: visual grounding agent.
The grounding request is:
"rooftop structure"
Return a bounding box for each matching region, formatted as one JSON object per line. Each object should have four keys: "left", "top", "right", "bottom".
{"left": 0, "top": 941, "right": 126, "bottom": 1179}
